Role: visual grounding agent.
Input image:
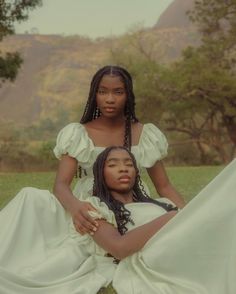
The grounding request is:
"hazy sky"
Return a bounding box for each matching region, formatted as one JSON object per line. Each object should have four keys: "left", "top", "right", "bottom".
{"left": 15, "top": 0, "right": 174, "bottom": 38}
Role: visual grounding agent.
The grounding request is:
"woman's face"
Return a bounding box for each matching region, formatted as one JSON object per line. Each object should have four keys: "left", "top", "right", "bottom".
{"left": 104, "top": 149, "right": 136, "bottom": 196}
{"left": 96, "top": 75, "right": 127, "bottom": 119}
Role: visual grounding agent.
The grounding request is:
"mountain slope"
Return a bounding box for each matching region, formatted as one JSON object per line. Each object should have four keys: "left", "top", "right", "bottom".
{"left": 155, "top": 0, "right": 195, "bottom": 29}
{"left": 0, "top": 0, "right": 199, "bottom": 125}
{"left": 0, "top": 35, "right": 111, "bottom": 124}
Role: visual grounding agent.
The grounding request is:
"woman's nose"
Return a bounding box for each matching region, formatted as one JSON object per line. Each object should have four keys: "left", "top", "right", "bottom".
{"left": 119, "top": 164, "right": 128, "bottom": 172}
{"left": 105, "top": 92, "right": 115, "bottom": 103}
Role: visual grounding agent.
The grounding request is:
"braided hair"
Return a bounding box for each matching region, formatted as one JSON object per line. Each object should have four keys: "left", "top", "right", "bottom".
{"left": 93, "top": 146, "right": 177, "bottom": 235}
{"left": 80, "top": 65, "right": 138, "bottom": 150}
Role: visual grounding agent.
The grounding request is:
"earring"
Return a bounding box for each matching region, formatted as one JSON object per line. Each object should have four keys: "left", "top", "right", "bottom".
{"left": 95, "top": 107, "right": 100, "bottom": 118}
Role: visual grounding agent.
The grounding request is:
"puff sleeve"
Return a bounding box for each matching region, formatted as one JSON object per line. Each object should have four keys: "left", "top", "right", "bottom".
{"left": 53, "top": 123, "right": 96, "bottom": 168}
{"left": 86, "top": 197, "right": 117, "bottom": 228}
{"left": 137, "top": 123, "right": 168, "bottom": 168}
{"left": 68, "top": 196, "right": 117, "bottom": 256}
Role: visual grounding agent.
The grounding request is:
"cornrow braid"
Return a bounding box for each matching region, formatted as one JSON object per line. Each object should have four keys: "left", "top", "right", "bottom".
{"left": 93, "top": 146, "right": 178, "bottom": 236}
{"left": 124, "top": 116, "right": 132, "bottom": 150}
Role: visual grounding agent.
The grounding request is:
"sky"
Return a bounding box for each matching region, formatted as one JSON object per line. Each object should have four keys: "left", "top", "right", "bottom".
{"left": 15, "top": 0, "right": 174, "bottom": 38}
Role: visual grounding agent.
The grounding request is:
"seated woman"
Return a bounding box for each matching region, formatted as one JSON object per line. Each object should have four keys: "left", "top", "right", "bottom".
{"left": 0, "top": 146, "right": 235, "bottom": 294}
{"left": 91, "top": 146, "right": 178, "bottom": 260}
{"left": 89, "top": 146, "right": 236, "bottom": 294}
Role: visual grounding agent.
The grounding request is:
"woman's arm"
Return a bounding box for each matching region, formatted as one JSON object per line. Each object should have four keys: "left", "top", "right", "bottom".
{"left": 92, "top": 210, "right": 177, "bottom": 260}
{"left": 53, "top": 154, "right": 98, "bottom": 234}
{"left": 147, "top": 160, "right": 185, "bottom": 208}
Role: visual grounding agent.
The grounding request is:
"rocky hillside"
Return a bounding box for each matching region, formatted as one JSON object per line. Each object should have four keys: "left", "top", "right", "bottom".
{"left": 0, "top": 0, "right": 199, "bottom": 126}
{"left": 155, "top": 0, "right": 195, "bottom": 28}
{"left": 0, "top": 34, "right": 112, "bottom": 124}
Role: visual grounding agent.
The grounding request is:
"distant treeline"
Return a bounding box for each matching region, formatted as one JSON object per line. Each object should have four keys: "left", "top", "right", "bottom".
{"left": 0, "top": 115, "right": 233, "bottom": 172}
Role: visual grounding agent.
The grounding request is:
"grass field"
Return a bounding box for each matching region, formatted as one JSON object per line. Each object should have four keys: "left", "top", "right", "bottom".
{"left": 0, "top": 165, "right": 224, "bottom": 208}
{"left": 0, "top": 166, "right": 224, "bottom": 294}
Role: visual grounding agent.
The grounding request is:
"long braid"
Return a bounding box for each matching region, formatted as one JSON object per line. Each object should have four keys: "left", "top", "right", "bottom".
{"left": 133, "top": 173, "right": 177, "bottom": 211}
{"left": 80, "top": 73, "right": 103, "bottom": 122}
{"left": 93, "top": 146, "right": 177, "bottom": 236}
{"left": 124, "top": 116, "right": 132, "bottom": 150}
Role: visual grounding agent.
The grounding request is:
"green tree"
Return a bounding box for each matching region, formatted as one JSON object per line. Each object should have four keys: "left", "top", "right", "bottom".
{"left": 110, "top": 1, "right": 236, "bottom": 163}
{"left": 188, "top": 0, "right": 236, "bottom": 61}
{"left": 185, "top": 0, "right": 236, "bottom": 147}
{"left": 161, "top": 0, "right": 236, "bottom": 162}
{"left": 0, "top": 0, "right": 42, "bottom": 83}
{"left": 110, "top": 39, "right": 169, "bottom": 125}
{"left": 145, "top": 0, "right": 236, "bottom": 163}
{"left": 162, "top": 47, "right": 235, "bottom": 163}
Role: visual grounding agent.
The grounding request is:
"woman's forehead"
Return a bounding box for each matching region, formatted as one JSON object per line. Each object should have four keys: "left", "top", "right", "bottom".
{"left": 99, "top": 75, "right": 124, "bottom": 87}
{"left": 106, "top": 149, "right": 132, "bottom": 161}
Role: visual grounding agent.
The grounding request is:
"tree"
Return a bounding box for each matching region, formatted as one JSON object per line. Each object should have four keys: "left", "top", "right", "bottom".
{"left": 185, "top": 0, "right": 236, "bottom": 148}
{"left": 110, "top": 1, "right": 236, "bottom": 163}
{"left": 162, "top": 47, "right": 235, "bottom": 163}
{"left": 161, "top": 0, "right": 236, "bottom": 162}
{"left": 0, "top": 0, "right": 42, "bottom": 83}
{"left": 110, "top": 29, "right": 170, "bottom": 125}
{"left": 188, "top": 0, "right": 236, "bottom": 62}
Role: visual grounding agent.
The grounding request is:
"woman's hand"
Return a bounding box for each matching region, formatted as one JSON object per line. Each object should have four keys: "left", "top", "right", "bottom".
{"left": 53, "top": 155, "right": 99, "bottom": 235}
{"left": 70, "top": 199, "right": 98, "bottom": 235}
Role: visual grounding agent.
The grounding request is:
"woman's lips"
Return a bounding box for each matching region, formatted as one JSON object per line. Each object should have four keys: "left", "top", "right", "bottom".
{"left": 104, "top": 107, "right": 116, "bottom": 113}
{"left": 118, "top": 175, "right": 131, "bottom": 183}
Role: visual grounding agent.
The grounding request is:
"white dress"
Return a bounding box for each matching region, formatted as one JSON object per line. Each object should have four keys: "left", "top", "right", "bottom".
{"left": 1, "top": 159, "right": 235, "bottom": 293}
{"left": 0, "top": 122, "right": 168, "bottom": 294}
{"left": 112, "top": 158, "right": 236, "bottom": 293}
{"left": 53, "top": 123, "right": 168, "bottom": 200}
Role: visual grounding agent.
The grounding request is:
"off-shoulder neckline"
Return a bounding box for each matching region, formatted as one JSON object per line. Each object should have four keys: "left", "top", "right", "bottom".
{"left": 79, "top": 123, "right": 150, "bottom": 149}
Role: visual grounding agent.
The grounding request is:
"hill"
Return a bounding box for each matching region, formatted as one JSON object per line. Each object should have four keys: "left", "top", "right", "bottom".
{"left": 155, "top": 0, "right": 195, "bottom": 28}
{"left": 0, "top": 0, "right": 199, "bottom": 126}
{"left": 0, "top": 34, "right": 113, "bottom": 124}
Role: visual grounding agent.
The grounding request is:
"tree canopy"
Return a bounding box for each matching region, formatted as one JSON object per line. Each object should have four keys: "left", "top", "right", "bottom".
{"left": 0, "top": 0, "right": 42, "bottom": 82}
{"left": 111, "top": 0, "right": 236, "bottom": 164}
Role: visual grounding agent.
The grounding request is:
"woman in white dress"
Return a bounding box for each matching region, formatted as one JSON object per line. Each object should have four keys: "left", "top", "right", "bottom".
{"left": 86, "top": 146, "right": 236, "bottom": 294}
{"left": 1, "top": 145, "right": 231, "bottom": 294}
{"left": 0, "top": 65, "right": 185, "bottom": 293}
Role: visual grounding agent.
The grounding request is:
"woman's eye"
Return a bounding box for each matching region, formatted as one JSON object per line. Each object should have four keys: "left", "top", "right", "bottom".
{"left": 125, "top": 162, "right": 134, "bottom": 167}
{"left": 115, "top": 90, "right": 124, "bottom": 95}
{"left": 97, "top": 90, "right": 106, "bottom": 95}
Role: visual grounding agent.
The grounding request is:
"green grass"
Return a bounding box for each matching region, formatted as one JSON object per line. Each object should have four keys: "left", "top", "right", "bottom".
{"left": 0, "top": 166, "right": 224, "bottom": 294}
{"left": 0, "top": 166, "right": 224, "bottom": 209}
{"left": 142, "top": 165, "right": 224, "bottom": 202}
{"left": 0, "top": 172, "right": 56, "bottom": 208}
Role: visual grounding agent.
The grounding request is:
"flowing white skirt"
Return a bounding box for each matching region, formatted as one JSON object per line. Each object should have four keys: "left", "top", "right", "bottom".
{"left": 0, "top": 159, "right": 236, "bottom": 293}
{"left": 0, "top": 188, "right": 115, "bottom": 294}
{"left": 113, "top": 159, "right": 236, "bottom": 294}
